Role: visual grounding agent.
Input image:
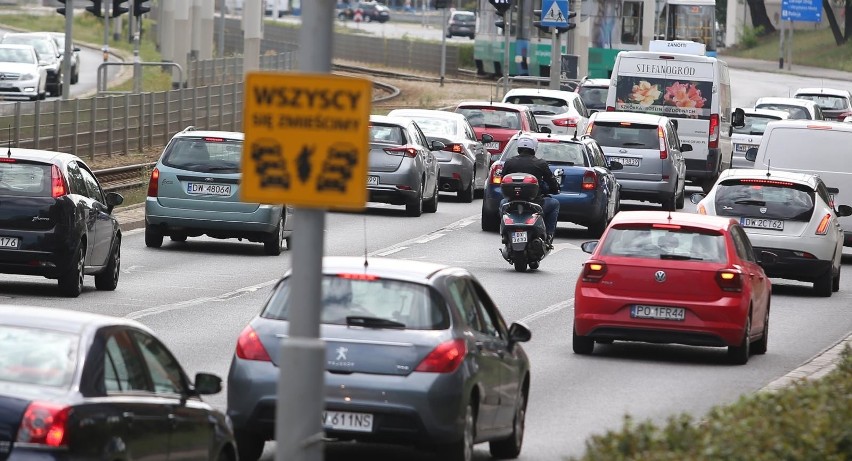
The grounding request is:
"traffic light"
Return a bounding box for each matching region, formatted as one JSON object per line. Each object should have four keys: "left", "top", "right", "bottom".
{"left": 488, "top": 0, "right": 512, "bottom": 15}
{"left": 85, "top": 0, "right": 104, "bottom": 17}
{"left": 533, "top": 9, "right": 577, "bottom": 34}
{"left": 111, "top": 0, "right": 129, "bottom": 17}
{"left": 56, "top": 0, "right": 68, "bottom": 15}
{"left": 134, "top": 0, "right": 151, "bottom": 17}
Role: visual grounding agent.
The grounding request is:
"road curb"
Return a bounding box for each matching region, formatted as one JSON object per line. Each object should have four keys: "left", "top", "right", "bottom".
{"left": 114, "top": 203, "right": 146, "bottom": 233}
{"left": 760, "top": 330, "right": 852, "bottom": 392}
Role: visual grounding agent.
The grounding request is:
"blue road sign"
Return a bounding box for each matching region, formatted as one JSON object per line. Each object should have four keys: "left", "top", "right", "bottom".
{"left": 781, "top": 0, "right": 822, "bottom": 22}
{"left": 541, "top": 0, "right": 569, "bottom": 27}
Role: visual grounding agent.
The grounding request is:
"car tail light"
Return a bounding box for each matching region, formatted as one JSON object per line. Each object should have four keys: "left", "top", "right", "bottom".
{"left": 489, "top": 162, "right": 503, "bottom": 184}
{"left": 715, "top": 269, "right": 743, "bottom": 292}
{"left": 658, "top": 126, "right": 668, "bottom": 160}
{"left": 837, "top": 111, "right": 852, "bottom": 121}
{"left": 525, "top": 215, "right": 538, "bottom": 224}
{"left": 815, "top": 214, "right": 832, "bottom": 235}
{"left": 415, "top": 339, "right": 466, "bottom": 373}
{"left": 581, "top": 170, "right": 597, "bottom": 190}
{"left": 606, "top": 106, "right": 615, "bottom": 112}
{"left": 581, "top": 260, "right": 607, "bottom": 282}
{"left": 235, "top": 325, "right": 271, "bottom": 362}
{"left": 50, "top": 165, "right": 67, "bottom": 198}
{"left": 17, "top": 401, "right": 70, "bottom": 447}
{"left": 338, "top": 273, "right": 378, "bottom": 281}
{"left": 385, "top": 146, "right": 418, "bottom": 158}
{"left": 443, "top": 143, "right": 464, "bottom": 154}
{"left": 585, "top": 122, "right": 594, "bottom": 135}
{"left": 697, "top": 203, "right": 706, "bottom": 215}
{"left": 503, "top": 215, "right": 514, "bottom": 225}
{"left": 553, "top": 116, "right": 579, "bottom": 127}
{"left": 0, "top": 158, "right": 16, "bottom": 163}
{"left": 147, "top": 167, "right": 159, "bottom": 197}
{"left": 792, "top": 251, "right": 816, "bottom": 259}
{"left": 708, "top": 114, "right": 719, "bottom": 149}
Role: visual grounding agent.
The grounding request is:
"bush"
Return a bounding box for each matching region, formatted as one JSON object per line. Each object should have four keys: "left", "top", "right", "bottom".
{"left": 457, "top": 43, "right": 475, "bottom": 70}
{"left": 570, "top": 346, "right": 852, "bottom": 461}
{"left": 739, "top": 26, "right": 765, "bottom": 49}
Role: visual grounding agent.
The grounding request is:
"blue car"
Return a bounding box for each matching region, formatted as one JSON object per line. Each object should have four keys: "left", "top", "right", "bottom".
{"left": 481, "top": 132, "right": 622, "bottom": 237}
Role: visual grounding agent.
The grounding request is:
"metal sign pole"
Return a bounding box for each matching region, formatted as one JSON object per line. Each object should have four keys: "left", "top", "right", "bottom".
{"left": 440, "top": 6, "right": 447, "bottom": 87}
{"left": 549, "top": 32, "right": 560, "bottom": 89}
{"left": 103, "top": 0, "right": 111, "bottom": 62}
{"left": 274, "top": 1, "right": 334, "bottom": 460}
{"left": 502, "top": 7, "right": 511, "bottom": 96}
{"left": 133, "top": 15, "right": 141, "bottom": 93}
{"left": 62, "top": 0, "right": 73, "bottom": 100}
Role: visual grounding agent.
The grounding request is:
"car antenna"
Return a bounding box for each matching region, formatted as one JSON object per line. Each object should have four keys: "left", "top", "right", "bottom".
{"left": 766, "top": 158, "right": 771, "bottom": 178}
{"left": 572, "top": 128, "right": 578, "bottom": 141}
{"left": 6, "top": 125, "right": 11, "bottom": 158}
{"left": 363, "top": 214, "right": 369, "bottom": 270}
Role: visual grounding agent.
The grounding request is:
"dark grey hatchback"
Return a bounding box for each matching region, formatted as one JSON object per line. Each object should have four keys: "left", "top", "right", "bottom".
{"left": 227, "top": 257, "right": 532, "bottom": 461}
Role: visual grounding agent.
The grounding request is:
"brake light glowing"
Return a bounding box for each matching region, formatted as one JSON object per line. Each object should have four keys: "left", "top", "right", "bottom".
{"left": 553, "top": 117, "right": 579, "bottom": 127}
{"left": 385, "top": 146, "right": 418, "bottom": 158}
{"left": 0, "top": 158, "right": 15, "bottom": 163}
{"left": 708, "top": 114, "right": 719, "bottom": 149}
{"left": 816, "top": 214, "right": 832, "bottom": 235}
{"left": 503, "top": 215, "right": 514, "bottom": 225}
{"left": 489, "top": 163, "right": 503, "bottom": 184}
{"left": 606, "top": 106, "right": 615, "bottom": 112}
{"left": 338, "top": 273, "right": 379, "bottom": 281}
{"left": 51, "top": 165, "right": 66, "bottom": 198}
{"left": 737, "top": 178, "right": 794, "bottom": 187}
{"left": 147, "top": 167, "right": 159, "bottom": 197}
{"left": 235, "top": 325, "right": 271, "bottom": 362}
{"left": 415, "top": 339, "right": 466, "bottom": 373}
{"left": 658, "top": 126, "right": 668, "bottom": 160}
{"left": 203, "top": 137, "right": 225, "bottom": 142}
{"left": 525, "top": 215, "right": 538, "bottom": 224}
{"left": 522, "top": 175, "right": 538, "bottom": 184}
{"left": 17, "top": 401, "right": 70, "bottom": 447}
{"left": 443, "top": 143, "right": 464, "bottom": 154}
{"left": 715, "top": 270, "right": 743, "bottom": 292}
{"left": 652, "top": 223, "right": 681, "bottom": 229}
{"left": 581, "top": 170, "right": 597, "bottom": 190}
{"left": 806, "top": 125, "right": 832, "bottom": 130}
{"left": 582, "top": 260, "right": 607, "bottom": 282}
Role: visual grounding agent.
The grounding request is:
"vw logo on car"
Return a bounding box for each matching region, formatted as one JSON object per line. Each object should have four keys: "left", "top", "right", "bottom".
{"left": 654, "top": 270, "right": 667, "bottom": 282}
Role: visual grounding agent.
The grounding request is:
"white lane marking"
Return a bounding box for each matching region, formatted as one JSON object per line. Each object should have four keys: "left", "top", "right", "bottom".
{"left": 125, "top": 279, "right": 278, "bottom": 320}
{"left": 367, "top": 214, "right": 479, "bottom": 257}
{"left": 518, "top": 298, "right": 574, "bottom": 324}
{"left": 550, "top": 242, "right": 580, "bottom": 254}
{"left": 376, "top": 246, "right": 408, "bottom": 256}
{"left": 415, "top": 233, "right": 445, "bottom": 244}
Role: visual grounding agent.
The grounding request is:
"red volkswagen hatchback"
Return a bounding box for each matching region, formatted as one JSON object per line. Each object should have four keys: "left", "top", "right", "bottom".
{"left": 573, "top": 211, "right": 772, "bottom": 364}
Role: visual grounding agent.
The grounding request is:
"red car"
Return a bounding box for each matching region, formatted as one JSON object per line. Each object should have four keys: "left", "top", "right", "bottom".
{"left": 573, "top": 211, "right": 772, "bottom": 364}
{"left": 454, "top": 101, "right": 544, "bottom": 163}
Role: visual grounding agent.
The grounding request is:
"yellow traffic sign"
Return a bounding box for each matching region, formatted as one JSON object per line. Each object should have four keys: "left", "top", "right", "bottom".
{"left": 241, "top": 72, "right": 371, "bottom": 209}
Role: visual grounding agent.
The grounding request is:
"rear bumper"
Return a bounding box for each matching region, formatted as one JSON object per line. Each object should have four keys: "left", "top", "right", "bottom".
{"left": 145, "top": 198, "right": 279, "bottom": 237}
{"left": 0, "top": 229, "right": 75, "bottom": 279}
{"left": 437, "top": 160, "right": 472, "bottom": 192}
{"left": 685, "top": 147, "right": 720, "bottom": 180}
{"left": 368, "top": 186, "right": 419, "bottom": 206}
{"left": 752, "top": 247, "right": 833, "bottom": 282}
{"left": 616, "top": 178, "right": 675, "bottom": 202}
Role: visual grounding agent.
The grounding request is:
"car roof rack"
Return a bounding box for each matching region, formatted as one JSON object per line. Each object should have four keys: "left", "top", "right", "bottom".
{"left": 182, "top": 126, "right": 197, "bottom": 133}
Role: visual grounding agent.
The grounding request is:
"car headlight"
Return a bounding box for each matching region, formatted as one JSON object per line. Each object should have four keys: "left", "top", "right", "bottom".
{"left": 21, "top": 73, "right": 35, "bottom": 80}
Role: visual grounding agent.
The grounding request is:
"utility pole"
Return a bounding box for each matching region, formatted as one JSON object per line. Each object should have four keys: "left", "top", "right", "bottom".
{"left": 440, "top": 6, "right": 447, "bottom": 86}
{"left": 62, "top": 0, "right": 73, "bottom": 100}
{"left": 217, "top": 0, "right": 225, "bottom": 56}
{"left": 244, "top": 0, "right": 262, "bottom": 71}
{"left": 502, "top": 8, "right": 511, "bottom": 96}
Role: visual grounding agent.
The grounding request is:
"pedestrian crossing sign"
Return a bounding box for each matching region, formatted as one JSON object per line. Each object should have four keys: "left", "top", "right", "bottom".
{"left": 541, "top": 0, "right": 569, "bottom": 27}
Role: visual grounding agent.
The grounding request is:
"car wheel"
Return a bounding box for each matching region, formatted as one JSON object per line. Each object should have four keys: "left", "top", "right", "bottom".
{"left": 528, "top": 261, "right": 539, "bottom": 270}
{"left": 38, "top": 90, "right": 46, "bottom": 100}
{"left": 234, "top": 430, "right": 265, "bottom": 461}
{"left": 58, "top": 244, "right": 85, "bottom": 298}
{"left": 469, "top": 34, "right": 475, "bottom": 39}
{"left": 424, "top": 180, "right": 439, "bottom": 213}
{"left": 481, "top": 202, "right": 499, "bottom": 232}
{"left": 145, "top": 225, "right": 163, "bottom": 248}
{"left": 438, "top": 403, "right": 475, "bottom": 461}
{"left": 675, "top": 186, "right": 685, "bottom": 209}
{"left": 752, "top": 308, "right": 769, "bottom": 355}
{"left": 814, "top": 269, "right": 833, "bottom": 297}
{"left": 489, "top": 386, "right": 527, "bottom": 459}
{"left": 513, "top": 251, "right": 527, "bottom": 272}
{"left": 169, "top": 234, "right": 187, "bottom": 242}
{"left": 832, "top": 265, "right": 840, "bottom": 292}
{"left": 572, "top": 327, "right": 594, "bottom": 355}
{"left": 94, "top": 239, "right": 120, "bottom": 291}
{"left": 458, "top": 175, "right": 474, "bottom": 203}
{"left": 405, "top": 182, "right": 424, "bottom": 217}
{"left": 661, "top": 190, "right": 676, "bottom": 211}
{"left": 264, "top": 212, "right": 285, "bottom": 256}
{"left": 727, "top": 316, "right": 750, "bottom": 365}
{"left": 588, "top": 213, "right": 608, "bottom": 238}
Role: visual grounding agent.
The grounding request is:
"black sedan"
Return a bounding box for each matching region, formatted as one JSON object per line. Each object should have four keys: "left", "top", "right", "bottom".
{"left": 0, "top": 305, "right": 236, "bottom": 459}
{"left": 0, "top": 148, "right": 123, "bottom": 297}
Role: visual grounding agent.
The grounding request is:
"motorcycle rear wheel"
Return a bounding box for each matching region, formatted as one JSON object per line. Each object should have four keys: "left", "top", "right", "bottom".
{"left": 513, "top": 251, "right": 528, "bottom": 272}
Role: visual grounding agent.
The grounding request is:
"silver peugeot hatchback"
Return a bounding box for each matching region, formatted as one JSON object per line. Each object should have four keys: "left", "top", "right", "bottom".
{"left": 227, "top": 256, "right": 532, "bottom": 461}
{"left": 144, "top": 127, "right": 293, "bottom": 255}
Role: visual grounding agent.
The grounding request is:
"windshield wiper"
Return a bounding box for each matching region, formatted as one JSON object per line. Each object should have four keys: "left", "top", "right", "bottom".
{"left": 734, "top": 199, "right": 766, "bottom": 206}
{"left": 207, "top": 166, "right": 238, "bottom": 171}
{"left": 621, "top": 142, "right": 649, "bottom": 147}
{"left": 346, "top": 316, "right": 406, "bottom": 329}
{"left": 660, "top": 254, "right": 703, "bottom": 260}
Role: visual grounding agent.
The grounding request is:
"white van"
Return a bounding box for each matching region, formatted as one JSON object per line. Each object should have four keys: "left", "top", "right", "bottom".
{"left": 741, "top": 118, "right": 852, "bottom": 247}
{"left": 606, "top": 47, "right": 731, "bottom": 193}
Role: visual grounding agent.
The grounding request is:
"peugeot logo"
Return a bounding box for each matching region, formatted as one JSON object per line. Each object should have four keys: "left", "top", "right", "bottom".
{"left": 760, "top": 207, "right": 767, "bottom": 214}
{"left": 654, "top": 271, "right": 666, "bottom": 282}
{"left": 335, "top": 346, "right": 348, "bottom": 361}
{"left": 204, "top": 177, "right": 215, "bottom": 182}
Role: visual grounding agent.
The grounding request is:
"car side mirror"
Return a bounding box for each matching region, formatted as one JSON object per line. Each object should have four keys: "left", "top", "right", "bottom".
{"left": 539, "top": 126, "right": 552, "bottom": 133}
{"left": 430, "top": 140, "right": 446, "bottom": 151}
{"left": 194, "top": 372, "right": 222, "bottom": 395}
{"left": 481, "top": 133, "right": 494, "bottom": 143}
{"left": 105, "top": 192, "right": 124, "bottom": 212}
{"left": 507, "top": 322, "right": 532, "bottom": 347}
{"left": 744, "top": 148, "right": 758, "bottom": 162}
{"left": 837, "top": 204, "right": 852, "bottom": 217}
{"left": 680, "top": 144, "right": 692, "bottom": 152}
{"left": 690, "top": 192, "right": 705, "bottom": 204}
{"left": 757, "top": 251, "right": 778, "bottom": 266}
{"left": 608, "top": 160, "right": 623, "bottom": 171}
{"left": 73, "top": 46, "right": 81, "bottom": 52}
{"left": 580, "top": 240, "right": 598, "bottom": 254}
{"left": 731, "top": 108, "right": 745, "bottom": 128}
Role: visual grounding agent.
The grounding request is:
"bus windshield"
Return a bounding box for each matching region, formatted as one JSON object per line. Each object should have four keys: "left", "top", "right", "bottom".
{"left": 658, "top": 3, "right": 717, "bottom": 52}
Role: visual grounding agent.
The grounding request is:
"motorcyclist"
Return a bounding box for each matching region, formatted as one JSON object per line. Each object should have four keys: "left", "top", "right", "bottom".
{"left": 500, "top": 135, "right": 561, "bottom": 243}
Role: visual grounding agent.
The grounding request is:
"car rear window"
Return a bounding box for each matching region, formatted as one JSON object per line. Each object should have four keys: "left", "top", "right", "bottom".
{"left": 754, "top": 104, "right": 810, "bottom": 120}
{"left": 503, "top": 96, "right": 570, "bottom": 116}
{"left": 452, "top": 13, "right": 475, "bottom": 23}
{"left": 796, "top": 94, "right": 849, "bottom": 110}
{"left": 714, "top": 178, "right": 815, "bottom": 222}
{"left": 732, "top": 114, "right": 781, "bottom": 135}
{"left": 501, "top": 139, "right": 587, "bottom": 165}
{"left": 1, "top": 36, "right": 53, "bottom": 58}
{"left": 407, "top": 117, "right": 458, "bottom": 137}
{"left": 457, "top": 107, "right": 521, "bottom": 130}
{"left": 369, "top": 124, "right": 405, "bottom": 145}
{"left": 600, "top": 225, "right": 727, "bottom": 262}
{"left": 579, "top": 86, "right": 607, "bottom": 110}
{"left": 161, "top": 136, "right": 242, "bottom": 174}
{"left": 590, "top": 121, "right": 659, "bottom": 149}
{"left": 0, "top": 47, "right": 36, "bottom": 64}
{"left": 262, "top": 275, "right": 450, "bottom": 330}
{"left": 0, "top": 162, "right": 51, "bottom": 197}
{"left": 0, "top": 325, "right": 79, "bottom": 388}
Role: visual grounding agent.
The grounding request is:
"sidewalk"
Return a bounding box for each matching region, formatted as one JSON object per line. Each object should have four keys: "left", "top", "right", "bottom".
{"left": 719, "top": 54, "right": 852, "bottom": 82}
{"left": 114, "top": 203, "right": 146, "bottom": 233}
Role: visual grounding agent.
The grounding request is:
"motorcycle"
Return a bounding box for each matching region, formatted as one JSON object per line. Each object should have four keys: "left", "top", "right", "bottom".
{"left": 499, "top": 173, "right": 552, "bottom": 272}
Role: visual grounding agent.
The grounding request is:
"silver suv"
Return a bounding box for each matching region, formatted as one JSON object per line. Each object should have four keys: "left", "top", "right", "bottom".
{"left": 587, "top": 111, "right": 689, "bottom": 210}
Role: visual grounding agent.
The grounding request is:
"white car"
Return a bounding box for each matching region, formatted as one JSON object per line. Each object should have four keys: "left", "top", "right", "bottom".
{"left": 794, "top": 87, "right": 852, "bottom": 121}
{"left": 502, "top": 88, "right": 590, "bottom": 135}
{"left": 693, "top": 169, "right": 852, "bottom": 297}
{"left": 575, "top": 78, "right": 609, "bottom": 115}
{"left": 730, "top": 108, "right": 789, "bottom": 169}
{"left": 0, "top": 44, "right": 47, "bottom": 101}
{"left": 754, "top": 97, "right": 824, "bottom": 121}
